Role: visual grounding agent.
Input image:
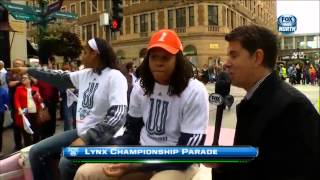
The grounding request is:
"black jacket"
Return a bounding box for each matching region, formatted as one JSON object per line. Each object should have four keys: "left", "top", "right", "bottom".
{"left": 213, "top": 72, "right": 320, "bottom": 180}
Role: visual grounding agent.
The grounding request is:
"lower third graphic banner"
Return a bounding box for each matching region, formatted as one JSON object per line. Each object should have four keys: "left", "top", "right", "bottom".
{"left": 63, "top": 146, "right": 258, "bottom": 163}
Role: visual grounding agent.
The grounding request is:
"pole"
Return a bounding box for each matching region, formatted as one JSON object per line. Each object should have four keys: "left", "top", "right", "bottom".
{"left": 104, "top": 25, "right": 112, "bottom": 45}
{"left": 109, "top": 0, "right": 112, "bottom": 45}
{"left": 38, "top": 0, "right": 49, "bottom": 65}
{"left": 9, "top": 32, "right": 15, "bottom": 51}
{"left": 109, "top": 26, "right": 112, "bottom": 45}
{"left": 38, "top": 0, "right": 48, "bottom": 41}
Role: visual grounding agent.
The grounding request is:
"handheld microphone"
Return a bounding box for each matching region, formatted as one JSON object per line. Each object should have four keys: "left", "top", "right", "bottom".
{"left": 209, "top": 71, "right": 231, "bottom": 145}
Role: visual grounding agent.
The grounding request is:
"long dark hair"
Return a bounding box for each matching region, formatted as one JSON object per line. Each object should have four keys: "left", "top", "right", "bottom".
{"left": 90, "top": 38, "right": 118, "bottom": 74}
{"left": 139, "top": 51, "right": 194, "bottom": 96}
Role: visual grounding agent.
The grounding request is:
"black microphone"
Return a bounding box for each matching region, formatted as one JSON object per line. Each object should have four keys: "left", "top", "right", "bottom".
{"left": 209, "top": 71, "right": 231, "bottom": 145}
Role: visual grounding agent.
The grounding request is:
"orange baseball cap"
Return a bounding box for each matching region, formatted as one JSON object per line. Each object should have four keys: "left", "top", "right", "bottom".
{"left": 147, "top": 29, "right": 183, "bottom": 55}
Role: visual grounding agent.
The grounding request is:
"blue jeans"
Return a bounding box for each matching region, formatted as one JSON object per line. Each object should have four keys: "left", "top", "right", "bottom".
{"left": 59, "top": 156, "right": 81, "bottom": 180}
{"left": 29, "top": 129, "right": 78, "bottom": 180}
{"left": 63, "top": 101, "right": 77, "bottom": 131}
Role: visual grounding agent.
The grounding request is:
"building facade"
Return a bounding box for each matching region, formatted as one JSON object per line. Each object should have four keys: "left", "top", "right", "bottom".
{"left": 278, "top": 33, "right": 320, "bottom": 64}
{"left": 0, "top": 0, "right": 28, "bottom": 67}
{"left": 47, "top": 0, "right": 277, "bottom": 67}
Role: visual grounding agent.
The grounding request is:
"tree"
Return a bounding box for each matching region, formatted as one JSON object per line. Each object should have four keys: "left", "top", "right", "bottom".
{"left": 38, "top": 36, "right": 59, "bottom": 65}
{"left": 36, "top": 31, "right": 81, "bottom": 64}
{"left": 57, "top": 32, "right": 82, "bottom": 62}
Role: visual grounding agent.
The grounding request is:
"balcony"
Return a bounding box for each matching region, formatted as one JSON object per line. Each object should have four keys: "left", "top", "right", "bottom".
{"left": 208, "top": 26, "right": 219, "bottom": 32}
{"left": 175, "top": 27, "right": 186, "bottom": 33}
{"left": 140, "top": 32, "right": 148, "bottom": 38}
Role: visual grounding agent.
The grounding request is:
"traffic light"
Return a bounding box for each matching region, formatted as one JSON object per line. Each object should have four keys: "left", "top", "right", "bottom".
{"left": 111, "top": 0, "right": 123, "bottom": 31}
{"left": 110, "top": 19, "right": 119, "bottom": 32}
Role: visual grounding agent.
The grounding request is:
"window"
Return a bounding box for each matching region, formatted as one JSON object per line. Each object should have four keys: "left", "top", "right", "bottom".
{"left": 61, "top": 6, "right": 66, "bottom": 12}
{"left": 82, "top": 26, "right": 86, "bottom": 41}
{"left": 70, "top": 4, "right": 76, "bottom": 14}
{"left": 131, "top": 0, "right": 140, "bottom": 5}
{"left": 80, "top": 1, "right": 86, "bottom": 16}
{"left": 227, "top": 8, "right": 231, "bottom": 28}
{"left": 91, "top": 0, "right": 98, "bottom": 13}
{"left": 93, "top": 24, "right": 97, "bottom": 38}
{"left": 176, "top": 8, "right": 186, "bottom": 28}
{"left": 168, "top": 9, "right": 174, "bottom": 29}
{"left": 140, "top": 14, "right": 148, "bottom": 33}
{"left": 208, "top": 5, "right": 218, "bottom": 26}
{"left": 243, "top": 17, "right": 247, "bottom": 25}
{"left": 87, "top": 24, "right": 92, "bottom": 40}
{"left": 277, "top": 40, "right": 281, "bottom": 50}
{"left": 284, "top": 37, "right": 293, "bottom": 49}
{"left": 189, "top": 6, "right": 194, "bottom": 27}
{"left": 151, "top": 12, "right": 155, "bottom": 31}
{"left": 307, "top": 36, "right": 316, "bottom": 49}
{"left": 104, "top": 0, "right": 110, "bottom": 12}
{"left": 295, "top": 36, "right": 305, "bottom": 49}
{"left": 134, "top": 16, "right": 139, "bottom": 33}
{"left": 231, "top": 11, "right": 236, "bottom": 29}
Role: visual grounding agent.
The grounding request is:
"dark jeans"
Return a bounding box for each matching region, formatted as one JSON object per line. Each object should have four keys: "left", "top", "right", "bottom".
{"left": 29, "top": 129, "right": 78, "bottom": 180}
{"left": 15, "top": 113, "right": 41, "bottom": 148}
{"left": 59, "top": 156, "right": 81, "bottom": 180}
{"left": 0, "top": 112, "right": 4, "bottom": 152}
{"left": 26, "top": 113, "right": 41, "bottom": 144}
{"left": 11, "top": 108, "right": 23, "bottom": 150}
{"left": 41, "top": 101, "right": 57, "bottom": 140}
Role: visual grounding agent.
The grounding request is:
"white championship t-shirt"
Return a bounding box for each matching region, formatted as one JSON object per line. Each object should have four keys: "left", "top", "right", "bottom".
{"left": 70, "top": 68, "right": 128, "bottom": 135}
{"left": 128, "top": 79, "right": 209, "bottom": 146}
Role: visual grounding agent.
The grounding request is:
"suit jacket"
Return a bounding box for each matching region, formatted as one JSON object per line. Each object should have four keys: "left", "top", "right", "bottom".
{"left": 213, "top": 72, "right": 320, "bottom": 180}
{"left": 14, "top": 85, "right": 42, "bottom": 128}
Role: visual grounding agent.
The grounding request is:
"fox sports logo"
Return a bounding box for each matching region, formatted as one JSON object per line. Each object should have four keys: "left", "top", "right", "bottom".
{"left": 278, "top": 15, "right": 297, "bottom": 34}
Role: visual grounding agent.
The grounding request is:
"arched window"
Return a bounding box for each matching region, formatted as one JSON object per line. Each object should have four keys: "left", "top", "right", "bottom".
{"left": 184, "top": 45, "right": 198, "bottom": 66}
{"left": 116, "top": 49, "right": 125, "bottom": 60}
{"left": 139, "top": 48, "right": 147, "bottom": 58}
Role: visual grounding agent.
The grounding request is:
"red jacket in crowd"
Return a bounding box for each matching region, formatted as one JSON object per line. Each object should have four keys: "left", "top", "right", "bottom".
{"left": 14, "top": 85, "right": 42, "bottom": 128}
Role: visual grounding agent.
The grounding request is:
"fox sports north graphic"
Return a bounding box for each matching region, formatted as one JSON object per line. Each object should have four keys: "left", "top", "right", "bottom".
{"left": 278, "top": 15, "right": 297, "bottom": 34}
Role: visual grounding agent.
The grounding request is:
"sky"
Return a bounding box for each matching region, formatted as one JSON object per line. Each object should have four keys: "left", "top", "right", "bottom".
{"left": 277, "top": 0, "right": 320, "bottom": 34}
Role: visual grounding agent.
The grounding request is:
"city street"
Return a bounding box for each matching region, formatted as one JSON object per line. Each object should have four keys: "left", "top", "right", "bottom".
{"left": 2, "top": 82, "right": 319, "bottom": 158}
{"left": 206, "top": 82, "right": 320, "bottom": 129}
{"left": 1, "top": 0, "right": 319, "bottom": 179}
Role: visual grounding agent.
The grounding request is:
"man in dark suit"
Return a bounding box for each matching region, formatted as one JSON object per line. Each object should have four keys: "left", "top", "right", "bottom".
{"left": 206, "top": 25, "right": 320, "bottom": 180}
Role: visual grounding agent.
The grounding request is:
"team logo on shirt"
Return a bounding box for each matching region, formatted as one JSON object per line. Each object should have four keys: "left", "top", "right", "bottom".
{"left": 146, "top": 98, "right": 169, "bottom": 136}
{"left": 82, "top": 82, "right": 99, "bottom": 109}
{"left": 79, "top": 82, "right": 99, "bottom": 120}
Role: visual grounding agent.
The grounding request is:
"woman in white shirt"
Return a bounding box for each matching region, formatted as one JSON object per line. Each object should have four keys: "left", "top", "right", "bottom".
{"left": 11, "top": 38, "right": 128, "bottom": 180}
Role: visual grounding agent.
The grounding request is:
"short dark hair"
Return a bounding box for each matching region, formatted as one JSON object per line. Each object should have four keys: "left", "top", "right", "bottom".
{"left": 225, "top": 25, "right": 278, "bottom": 69}
{"left": 48, "top": 56, "right": 55, "bottom": 63}
{"left": 139, "top": 51, "right": 194, "bottom": 96}
{"left": 125, "top": 62, "right": 134, "bottom": 71}
{"left": 90, "top": 38, "right": 118, "bottom": 74}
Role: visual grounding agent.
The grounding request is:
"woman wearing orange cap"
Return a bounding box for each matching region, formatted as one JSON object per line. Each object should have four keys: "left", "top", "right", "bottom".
{"left": 74, "top": 29, "right": 209, "bottom": 180}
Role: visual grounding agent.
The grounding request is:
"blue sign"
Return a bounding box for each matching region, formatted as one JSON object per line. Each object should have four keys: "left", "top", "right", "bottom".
{"left": 62, "top": 146, "right": 258, "bottom": 163}
{"left": 278, "top": 15, "right": 297, "bottom": 34}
